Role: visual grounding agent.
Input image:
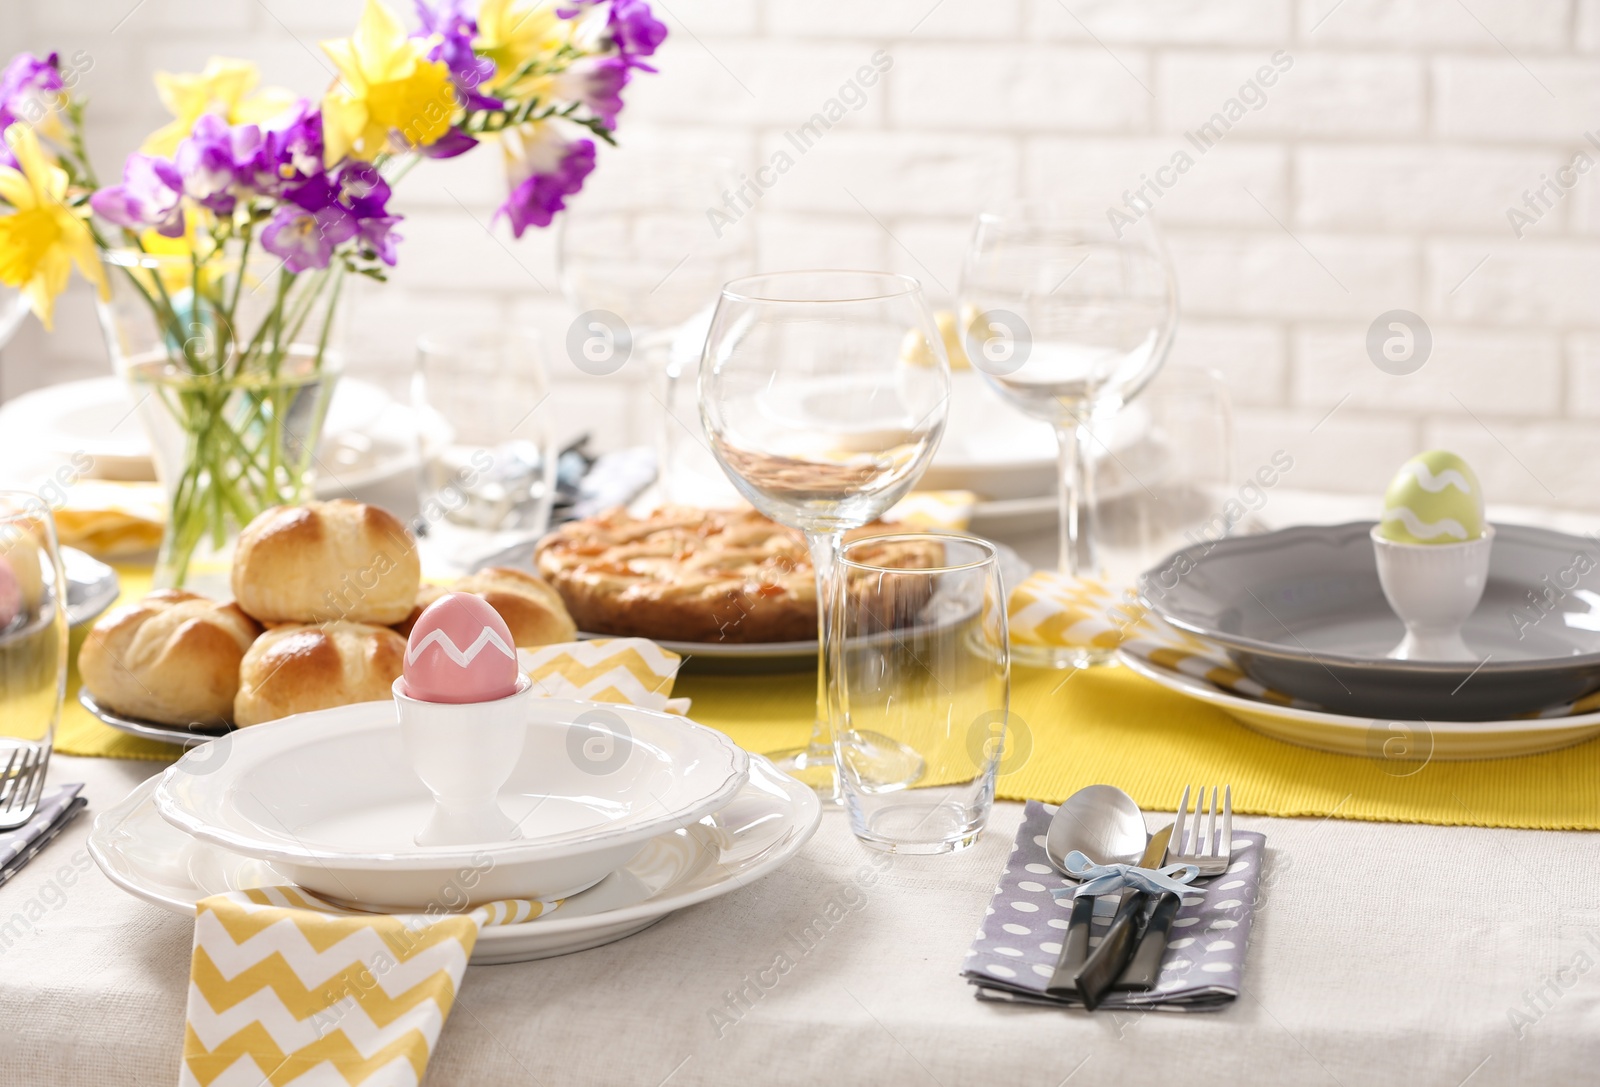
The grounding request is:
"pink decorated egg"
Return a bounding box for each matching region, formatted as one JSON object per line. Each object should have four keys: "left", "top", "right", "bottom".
{"left": 400, "top": 592, "right": 521, "bottom": 704}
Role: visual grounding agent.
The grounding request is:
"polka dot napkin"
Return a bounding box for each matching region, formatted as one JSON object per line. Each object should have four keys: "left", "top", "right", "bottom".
{"left": 964, "top": 800, "right": 1266, "bottom": 1011}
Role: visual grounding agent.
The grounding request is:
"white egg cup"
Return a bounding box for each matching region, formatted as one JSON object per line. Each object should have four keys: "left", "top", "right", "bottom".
{"left": 395, "top": 675, "right": 533, "bottom": 847}
{"left": 1370, "top": 524, "right": 1494, "bottom": 662}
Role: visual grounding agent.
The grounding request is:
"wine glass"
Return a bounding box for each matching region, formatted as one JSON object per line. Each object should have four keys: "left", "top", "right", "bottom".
{"left": 558, "top": 155, "right": 755, "bottom": 500}
{"left": 959, "top": 205, "right": 1177, "bottom": 667}
{"left": 699, "top": 272, "right": 951, "bottom": 802}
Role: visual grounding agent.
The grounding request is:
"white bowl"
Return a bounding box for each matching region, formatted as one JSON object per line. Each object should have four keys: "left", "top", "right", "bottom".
{"left": 153, "top": 698, "right": 749, "bottom": 908}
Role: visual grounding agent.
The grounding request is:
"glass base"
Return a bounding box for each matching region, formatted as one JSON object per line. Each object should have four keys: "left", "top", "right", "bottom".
{"left": 766, "top": 731, "right": 927, "bottom": 808}
{"left": 1010, "top": 642, "right": 1122, "bottom": 670}
{"left": 847, "top": 800, "right": 987, "bottom": 855}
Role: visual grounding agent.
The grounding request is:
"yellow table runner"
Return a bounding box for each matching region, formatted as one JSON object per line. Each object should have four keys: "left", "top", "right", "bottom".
{"left": 63, "top": 566, "right": 1600, "bottom": 829}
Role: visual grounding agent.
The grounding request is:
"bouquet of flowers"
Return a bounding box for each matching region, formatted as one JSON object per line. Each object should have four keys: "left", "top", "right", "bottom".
{"left": 0, "top": 0, "right": 664, "bottom": 587}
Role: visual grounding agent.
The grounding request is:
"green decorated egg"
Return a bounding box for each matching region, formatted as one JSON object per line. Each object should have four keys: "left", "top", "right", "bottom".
{"left": 1378, "top": 450, "right": 1486, "bottom": 545}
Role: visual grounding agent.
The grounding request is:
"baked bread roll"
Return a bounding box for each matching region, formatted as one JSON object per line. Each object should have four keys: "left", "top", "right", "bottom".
{"left": 452, "top": 567, "right": 576, "bottom": 646}
{"left": 78, "top": 590, "right": 261, "bottom": 726}
{"left": 394, "top": 583, "right": 448, "bottom": 640}
{"left": 232, "top": 501, "right": 421, "bottom": 625}
{"left": 234, "top": 621, "right": 406, "bottom": 727}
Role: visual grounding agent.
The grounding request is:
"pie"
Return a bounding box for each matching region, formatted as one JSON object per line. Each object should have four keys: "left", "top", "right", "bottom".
{"left": 534, "top": 506, "right": 943, "bottom": 643}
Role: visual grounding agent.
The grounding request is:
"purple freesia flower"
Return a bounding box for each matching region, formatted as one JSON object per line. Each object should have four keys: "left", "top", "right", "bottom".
{"left": 175, "top": 114, "right": 262, "bottom": 215}
{"left": 333, "top": 161, "right": 391, "bottom": 218}
{"left": 268, "top": 101, "right": 324, "bottom": 183}
{"left": 358, "top": 215, "right": 402, "bottom": 265}
{"left": 261, "top": 203, "right": 358, "bottom": 273}
{"left": 414, "top": 0, "right": 501, "bottom": 111}
{"left": 0, "top": 53, "right": 64, "bottom": 132}
{"left": 498, "top": 137, "right": 595, "bottom": 238}
{"left": 608, "top": 0, "right": 667, "bottom": 67}
{"left": 418, "top": 127, "right": 476, "bottom": 159}
{"left": 90, "top": 153, "right": 185, "bottom": 238}
{"left": 554, "top": 56, "right": 629, "bottom": 128}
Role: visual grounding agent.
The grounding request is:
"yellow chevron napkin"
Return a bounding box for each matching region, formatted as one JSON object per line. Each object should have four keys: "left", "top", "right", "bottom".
{"left": 182, "top": 886, "right": 554, "bottom": 1087}
{"left": 1007, "top": 570, "right": 1149, "bottom": 651}
{"left": 882, "top": 490, "right": 979, "bottom": 531}
{"left": 519, "top": 636, "right": 689, "bottom": 714}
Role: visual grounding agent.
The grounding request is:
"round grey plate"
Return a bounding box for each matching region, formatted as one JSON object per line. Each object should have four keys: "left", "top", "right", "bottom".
{"left": 78, "top": 689, "right": 230, "bottom": 749}
{"left": 64, "top": 547, "right": 120, "bottom": 628}
{"left": 1140, "top": 521, "right": 1600, "bottom": 721}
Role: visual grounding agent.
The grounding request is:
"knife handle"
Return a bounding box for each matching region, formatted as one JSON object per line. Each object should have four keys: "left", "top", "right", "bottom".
{"left": 1074, "top": 890, "right": 1148, "bottom": 1010}
{"left": 1120, "top": 890, "right": 1181, "bottom": 991}
{"left": 1043, "top": 892, "right": 1097, "bottom": 996}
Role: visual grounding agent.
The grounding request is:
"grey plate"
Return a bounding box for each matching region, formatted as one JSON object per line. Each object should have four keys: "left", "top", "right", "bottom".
{"left": 1140, "top": 521, "right": 1600, "bottom": 721}
{"left": 78, "top": 689, "right": 230, "bottom": 749}
{"left": 64, "top": 547, "right": 120, "bottom": 628}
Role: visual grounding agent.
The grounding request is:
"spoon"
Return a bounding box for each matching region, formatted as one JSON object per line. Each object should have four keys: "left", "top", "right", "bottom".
{"left": 1043, "top": 785, "right": 1148, "bottom": 982}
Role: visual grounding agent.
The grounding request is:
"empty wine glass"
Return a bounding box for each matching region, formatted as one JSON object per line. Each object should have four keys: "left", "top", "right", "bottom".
{"left": 698, "top": 271, "right": 951, "bottom": 802}
{"left": 959, "top": 206, "right": 1177, "bottom": 666}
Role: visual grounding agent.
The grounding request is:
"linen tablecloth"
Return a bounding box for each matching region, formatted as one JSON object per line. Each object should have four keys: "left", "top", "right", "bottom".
{"left": 2, "top": 754, "right": 1595, "bottom": 1086}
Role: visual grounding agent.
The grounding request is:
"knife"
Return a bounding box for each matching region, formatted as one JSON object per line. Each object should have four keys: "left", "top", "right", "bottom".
{"left": 1071, "top": 824, "right": 1173, "bottom": 1010}
{"left": 1047, "top": 824, "right": 1171, "bottom": 1000}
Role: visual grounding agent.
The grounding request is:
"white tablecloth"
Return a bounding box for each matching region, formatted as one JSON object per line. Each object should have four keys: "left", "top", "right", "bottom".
{"left": 3, "top": 754, "right": 1596, "bottom": 1086}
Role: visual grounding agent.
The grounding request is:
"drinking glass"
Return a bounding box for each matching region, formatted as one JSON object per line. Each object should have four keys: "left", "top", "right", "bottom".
{"left": 836, "top": 533, "right": 1008, "bottom": 853}
{"left": 0, "top": 492, "right": 68, "bottom": 821}
{"left": 413, "top": 330, "right": 556, "bottom": 577}
{"left": 558, "top": 155, "right": 755, "bottom": 500}
{"left": 699, "top": 272, "right": 951, "bottom": 801}
{"left": 959, "top": 206, "right": 1177, "bottom": 665}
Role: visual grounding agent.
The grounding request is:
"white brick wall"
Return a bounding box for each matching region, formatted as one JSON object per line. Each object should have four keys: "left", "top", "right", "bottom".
{"left": 5, "top": 0, "right": 1600, "bottom": 509}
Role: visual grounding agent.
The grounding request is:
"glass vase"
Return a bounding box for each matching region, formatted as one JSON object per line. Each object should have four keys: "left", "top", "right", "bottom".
{"left": 95, "top": 248, "right": 346, "bottom": 595}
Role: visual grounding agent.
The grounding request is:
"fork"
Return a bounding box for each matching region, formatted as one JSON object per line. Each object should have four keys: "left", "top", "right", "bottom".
{"left": 1170, "top": 783, "right": 1233, "bottom": 876}
{"left": 0, "top": 744, "right": 49, "bottom": 831}
{"left": 1119, "top": 783, "right": 1233, "bottom": 989}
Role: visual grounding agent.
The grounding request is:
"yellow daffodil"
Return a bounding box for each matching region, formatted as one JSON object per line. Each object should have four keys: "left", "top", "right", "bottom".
{"left": 476, "top": 0, "right": 569, "bottom": 97}
{"left": 0, "top": 124, "right": 106, "bottom": 330}
{"left": 320, "top": 0, "right": 456, "bottom": 164}
{"left": 141, "top": 57, "right": 296, "bottom": 158}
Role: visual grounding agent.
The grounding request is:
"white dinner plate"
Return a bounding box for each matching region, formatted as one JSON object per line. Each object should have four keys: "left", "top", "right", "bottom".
{"left": 153, "top": 699, "right": 749, "bottom": 907}
{"left": 0, "top": 376, "right": 448, "bottom": 497}
{"left": 90, "top": 754, "right": 820, "bottom": 964}
{"left": 1119, "top": 647, "right": 1600, "bottom": 760}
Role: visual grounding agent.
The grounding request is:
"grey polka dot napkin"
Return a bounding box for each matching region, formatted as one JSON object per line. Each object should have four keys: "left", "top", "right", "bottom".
{"left": 964, "top": 800, "right": 1265, "bottom": 1011}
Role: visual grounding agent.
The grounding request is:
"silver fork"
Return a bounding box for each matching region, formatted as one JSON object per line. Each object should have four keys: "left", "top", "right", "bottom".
{"left": 1112, "top": 783, "right": 1235, "bottom": 991}
{"left": 1170, "top": 783, "right": 1233, "bottom": 877}
{"left": 0, "top": 744, "right": 49, "bottom": 830}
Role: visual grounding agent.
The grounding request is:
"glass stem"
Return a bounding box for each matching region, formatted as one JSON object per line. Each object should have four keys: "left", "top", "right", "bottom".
{"left": 803, "top": 529, "right": 844, "bottom": 799}
{"left": 1053, "top": 415, "right": 1098, "bottom": 577}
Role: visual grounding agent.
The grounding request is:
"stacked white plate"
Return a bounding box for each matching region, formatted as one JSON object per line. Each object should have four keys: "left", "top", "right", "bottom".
{"left": 90, "top": 699, "right": 820, "bottom": 962}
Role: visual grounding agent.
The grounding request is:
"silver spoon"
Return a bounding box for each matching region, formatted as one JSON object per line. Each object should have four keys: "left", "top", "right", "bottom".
{"left": 1043, "top": 785, "right": 1148, "bottom": 982}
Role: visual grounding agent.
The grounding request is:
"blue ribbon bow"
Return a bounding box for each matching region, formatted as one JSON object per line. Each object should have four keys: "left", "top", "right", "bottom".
{"left": 1048, "top": 850, "right": 1200, "bottom": 901}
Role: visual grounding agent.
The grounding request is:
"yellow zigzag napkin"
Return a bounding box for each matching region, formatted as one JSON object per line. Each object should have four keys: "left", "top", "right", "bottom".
{"left": 182, "top": 886, "right": 553, "bottom": 1087}
{"left": 519, "top": 636, "right": 689, "bottom": 714}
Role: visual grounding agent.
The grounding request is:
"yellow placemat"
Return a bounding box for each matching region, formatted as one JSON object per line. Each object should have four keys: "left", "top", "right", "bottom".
{"left": 59, "top": 563, "right": 180, "bottom": 761}
{"left": 676, "top": 664, "right": 1600, "bottom": 831}
{"left": 62, "top": 565, "right": 1600, "bottom": 829}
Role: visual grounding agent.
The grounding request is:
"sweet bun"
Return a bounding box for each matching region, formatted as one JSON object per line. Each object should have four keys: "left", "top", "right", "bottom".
{"left": 234, "top": 621, "right": 406, "bottom": 727}
{"left": 451, "top": 567, "right": 576, "bottom": 647}
{"left": 393, "top": 583, "right": 448, "bottom": 640}
{"left": 78, "top": 590, "right": 261, "bottom": 726}
{"left": 231, "top": 501, "right": 420, "bottom": 625}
